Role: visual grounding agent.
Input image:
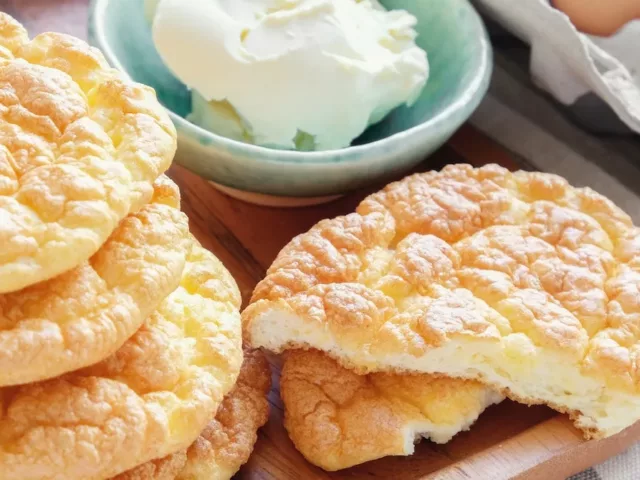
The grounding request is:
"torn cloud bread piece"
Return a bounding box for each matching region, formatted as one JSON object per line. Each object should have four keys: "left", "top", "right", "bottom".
{"left": 281, "top": 349, "right": 502, "bottom": 471}
{"left": 0, "top": 13, "right": 176, "bottom": 294}
{"left": 0, "top": 176, "right": 190, "bottom": 386}
{"left": 244, "top": 163, "right": 640, "bottom": 439}
{"left": 0, "top": 240, "right": 243, "bottom": 480}
{"left": 114, "top": 348, "right": 271, "bottom": 480}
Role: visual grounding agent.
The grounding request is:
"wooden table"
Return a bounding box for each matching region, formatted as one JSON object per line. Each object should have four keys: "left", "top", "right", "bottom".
{"left": 5, "top": 2, "right": 640, "bottom": 479}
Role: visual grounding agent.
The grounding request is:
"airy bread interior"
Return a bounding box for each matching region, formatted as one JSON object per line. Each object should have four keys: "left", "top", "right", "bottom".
{"left": 252, "top": 308, "right": 638, "bottom": 438}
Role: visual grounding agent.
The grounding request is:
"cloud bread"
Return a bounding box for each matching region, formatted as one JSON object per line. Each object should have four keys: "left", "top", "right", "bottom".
{"left": 0, "top": 240, "right": 244, "bottom": 480}
{"left": 0, "top": 13, "right": 176, "bottom": 293}
{"left": 114, "top": 347, "right": 271, "bottom": 480}
{"left": 280, "top": 349, "right": 502, "bottom": 471}
{"left": 0, "top": 175, "right": 190, "bottom": 386}
{"left": 244, "top": 164, "right": 640, "bottom": 439}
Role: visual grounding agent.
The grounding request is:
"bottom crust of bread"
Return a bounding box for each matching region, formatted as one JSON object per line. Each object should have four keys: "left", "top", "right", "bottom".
{"left": 281, "top": 349, "right": 502, "bottom": 471}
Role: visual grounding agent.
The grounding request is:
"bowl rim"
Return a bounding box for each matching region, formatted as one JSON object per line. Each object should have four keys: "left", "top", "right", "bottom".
{"left": 89, "top": 0, "right": 492, "bottom": 165}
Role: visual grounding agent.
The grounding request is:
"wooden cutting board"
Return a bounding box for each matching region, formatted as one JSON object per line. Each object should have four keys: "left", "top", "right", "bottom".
{"left": 8, "top": 2, "right": 640, "bottom": 478}
{"left": 168, "top": 127, "right": 640, "bottom": 480}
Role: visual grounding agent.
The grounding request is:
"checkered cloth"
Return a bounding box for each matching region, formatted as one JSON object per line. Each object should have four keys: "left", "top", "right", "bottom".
{"left": 474, "top": 15, "right": 640, "bottom": 480}
{"left": 570, "top": 444, "right": 640, "bottom": 480}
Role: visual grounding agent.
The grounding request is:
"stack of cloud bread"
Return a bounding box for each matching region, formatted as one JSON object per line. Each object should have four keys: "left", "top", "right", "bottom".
{"left": 0, "top": 13, "right": 269, "bottom": 480}
{"left": 244, "top": 163, "right": 640, "bottom": 471}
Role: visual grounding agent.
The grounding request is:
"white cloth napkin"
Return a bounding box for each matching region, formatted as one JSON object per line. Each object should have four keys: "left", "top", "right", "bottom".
{"left": 474, "top": 0, "right": 640, "bottom": 134}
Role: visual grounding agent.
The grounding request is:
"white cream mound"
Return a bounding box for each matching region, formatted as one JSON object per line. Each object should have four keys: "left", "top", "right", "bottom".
{"left": 151, "top": 0, "right": 429, "bottom": 150}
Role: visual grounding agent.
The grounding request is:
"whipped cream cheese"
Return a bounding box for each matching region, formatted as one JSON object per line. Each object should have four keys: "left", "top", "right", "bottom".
{"left": 152, "top": 0, "right": 429, "bottom": 150}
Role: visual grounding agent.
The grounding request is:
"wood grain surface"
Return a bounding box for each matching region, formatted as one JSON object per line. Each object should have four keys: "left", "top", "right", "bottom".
{"left": 4, "top": 2, "right": 639, "bottom": 479}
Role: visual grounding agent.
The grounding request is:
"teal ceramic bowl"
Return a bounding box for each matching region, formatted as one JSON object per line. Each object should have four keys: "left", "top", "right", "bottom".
{"left": 89, "top": 0, "right": 492, "bottom": 206}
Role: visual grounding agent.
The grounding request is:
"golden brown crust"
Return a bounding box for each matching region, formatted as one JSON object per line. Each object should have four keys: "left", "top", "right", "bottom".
{"left": 115, "top": 348, "right": 271, "bottom": 480}
{"left": 0, "top": 13, "right": 176, "bottom": 294}
{"left": 0, "top": 241, "right": 243, "bottom": 480}
{"left": 0, "top": 176, "right": 190, "bottom": 386}
{"left": 280, "top": 349, "right": 501, "bottom": 471}
{"left": 112, "top": 452, "right": 188, "bottom": 480}
{"left": 243, "top": 164, "right": 640, "bottom": 437}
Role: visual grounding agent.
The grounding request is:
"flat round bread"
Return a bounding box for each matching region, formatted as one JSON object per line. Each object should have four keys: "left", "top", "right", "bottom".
{"left": 114, "top": 348, "right": 271, "bottom": 480}
{"left": 0, "top": 176, "right": 189, "bottom": 386}
{"left": 244, "top": 164, "right": 640, "bottom": 439}
{"left": 0, "top": 241, "right": 243, "bottom": 480}
{"left": 0, "top": 14, "right": 176, "bottom": 293}
{"left": 281, "top": 349, "right": 501, "bottom": 471}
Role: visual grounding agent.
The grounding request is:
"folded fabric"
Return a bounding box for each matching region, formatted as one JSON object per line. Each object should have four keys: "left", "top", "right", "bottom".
{"left": 474, "top": 0, "right": 640, "bottom": 134}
